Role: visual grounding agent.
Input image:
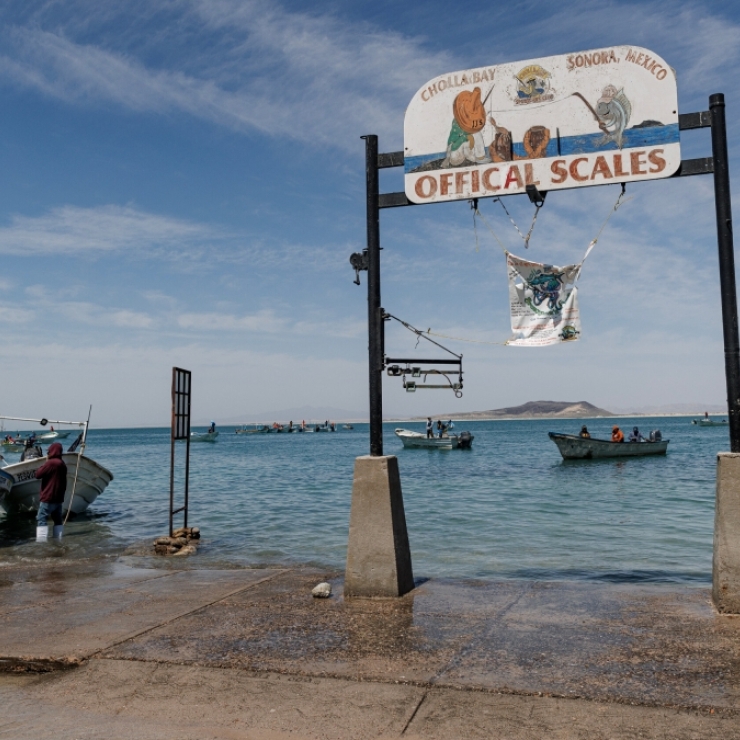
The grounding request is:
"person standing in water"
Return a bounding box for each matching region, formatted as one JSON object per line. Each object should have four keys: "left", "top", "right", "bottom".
{"left": 34, "top": 442, "right": 67, "bottom": 542}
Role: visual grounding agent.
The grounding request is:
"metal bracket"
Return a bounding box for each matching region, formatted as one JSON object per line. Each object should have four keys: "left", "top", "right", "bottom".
{"left": 525, "top": 184, "right": 547, "bottom": 208}
{"left": 349, "top": 250, "right": 369, "bottom": 285}
{"left": 385, "top": 358, "right": 464, "bottom": 398}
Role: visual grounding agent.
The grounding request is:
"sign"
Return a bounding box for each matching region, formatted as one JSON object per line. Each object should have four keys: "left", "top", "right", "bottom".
{"left": 404, "top": 46, "right": 680, "bottom": 204}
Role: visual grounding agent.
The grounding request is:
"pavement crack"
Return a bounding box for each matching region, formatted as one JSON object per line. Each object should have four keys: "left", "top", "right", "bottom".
{"left": 400, "top": 690, "right": 428, "bottom": 735}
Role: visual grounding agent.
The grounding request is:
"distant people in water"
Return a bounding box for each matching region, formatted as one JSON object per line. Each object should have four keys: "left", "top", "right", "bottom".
{"left": 611, "top": 425, "right": 625, "bottom": 443}
{"left": 579, "top": 425, "right": 590, "bottom": 439}
{"left": 629, "top": 427, "right": 643, "bottom": 443}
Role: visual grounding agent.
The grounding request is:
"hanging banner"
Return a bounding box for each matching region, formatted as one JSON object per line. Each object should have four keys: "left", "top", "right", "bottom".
{"left": 404, "top": 46, "right": 680, "bottom": 204}
{"left": 506, "top": 253, "right": 583, "bottom": 346}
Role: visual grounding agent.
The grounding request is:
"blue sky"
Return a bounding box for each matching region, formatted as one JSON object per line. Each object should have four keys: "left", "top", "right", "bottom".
{"left": 0, "top": 0, "right": 738, "bottom": 427}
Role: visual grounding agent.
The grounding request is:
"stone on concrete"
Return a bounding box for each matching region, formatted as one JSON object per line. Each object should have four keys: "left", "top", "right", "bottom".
{"left": 714, "top": 452, "right": 740, "bottom": 612}
{"left": 344, "top": 455, "right": 414, "bottom": 598}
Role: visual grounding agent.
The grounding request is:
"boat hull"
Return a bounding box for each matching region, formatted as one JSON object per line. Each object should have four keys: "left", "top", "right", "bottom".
{"left": 0, "top": 453, "right": 114, "bottom": 515}
{"left": 549, "top": 432, "right": 669, "bottom": 460}
{"left": 692, "top": 419, "right": 728, "bottom": 426}
{"left": 191, "top": 431, "right": 219, "bottom": 442}
{"left": 394, "top": 428, "right": 473, "bottom": 449}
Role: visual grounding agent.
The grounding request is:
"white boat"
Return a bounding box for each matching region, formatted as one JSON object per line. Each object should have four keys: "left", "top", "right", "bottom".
{"left": 235, "top": 424, "right": 270, "bottom": 434}
{"left": 36, "top": 430, "right": 72, "bottom": 441}
{"left": 394, "top": 428, "right": 474, "bottom": 449}
{"left": 0, "top": 453, "right": 113, "bottom": 515}
{"left": 549, "top": 432, "right": 669, "bottom": 459}
{"left": 692, "top": 418, "right": 728, "bottom": 426}
{"left": 191, "top": 430, "right": 219, "bottom": 442}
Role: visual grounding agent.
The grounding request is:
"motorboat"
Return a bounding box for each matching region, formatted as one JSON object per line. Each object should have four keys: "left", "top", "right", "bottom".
{"left": 191, "top": 430, "right": 219, "bottom": 442}
{"left": 549, "top": 432, "right": 669, "bottom": 460}
{"left": 343, "top": 424, "right": 354, "bottom": 430}
{"left": 235, "top": 424, "right": 271, "bottom": 434}
{"left": 395, "top": 428, "right": 474, "bottom": 449}
{"left": 692, "top": 418, "right": 728, "bottom": 426}
{"left": 0, "top": 411, "right": 112, "bottom": 515}
{"left": 1, "top": 452, "right": 113, "bottom": 515}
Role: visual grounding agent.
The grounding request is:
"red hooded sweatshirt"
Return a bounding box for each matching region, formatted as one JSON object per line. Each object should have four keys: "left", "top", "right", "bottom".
{"left": 34, "top": 442, "right": 67, "bottom": 504}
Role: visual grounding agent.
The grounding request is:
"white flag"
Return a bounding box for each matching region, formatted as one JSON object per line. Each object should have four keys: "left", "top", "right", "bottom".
{"left": 506, "top": 252, "right": 583, "bottom": 346}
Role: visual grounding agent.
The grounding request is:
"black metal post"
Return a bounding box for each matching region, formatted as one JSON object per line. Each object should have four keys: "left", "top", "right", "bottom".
{"left": 363, "top": 134, "right": 383, "bottom": 456}
{"left": 710, "top": 94, "right": 740, "bottom": 451}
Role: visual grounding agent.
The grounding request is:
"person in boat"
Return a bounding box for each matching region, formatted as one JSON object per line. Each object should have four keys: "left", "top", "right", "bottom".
{"left": 208, "top": 421, "right": 216, "bottom": 434}
{"left": 34, "top": 441, "right": 67, "bottom": 542}
{"left": 289, "top": 420, "right": 293, "bottom": 432}
{"left": 611, "top": 425, "right": 625, "bottom": 443}
{"left": 426, "top": 418, "right": 433, "bottom": 439}
{"left": 629, "top": 427, "right": 644, "bottom": 443}
{"left": 579, "top": 425, "right": 591, "bottom": 439}
{"left": 437, "top": 420, "right": 444, "bottom": 438}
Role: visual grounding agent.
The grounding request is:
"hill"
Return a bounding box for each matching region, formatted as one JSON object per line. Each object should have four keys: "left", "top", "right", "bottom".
{"left": 427, "top": 400, "right": 614, "bottom": 421}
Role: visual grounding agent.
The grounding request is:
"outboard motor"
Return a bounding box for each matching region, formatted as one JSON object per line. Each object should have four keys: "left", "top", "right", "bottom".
{"left": 648, "top": 429, "right": 662, "bottom": 442}
{"left": 458, "top": 430, "right": 473, "bottom": 449}
{"left": 20, "top": 444, "right": 43, "bottom": 462}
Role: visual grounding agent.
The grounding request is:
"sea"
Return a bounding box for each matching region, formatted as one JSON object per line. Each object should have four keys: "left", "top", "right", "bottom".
{"left": 0, "top": 417, "right": 725, "bottom": 585}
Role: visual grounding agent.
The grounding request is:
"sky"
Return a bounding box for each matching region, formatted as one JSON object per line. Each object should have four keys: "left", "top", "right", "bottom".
{"left": 0, "top": 0, "right": 738, "bottom": 428}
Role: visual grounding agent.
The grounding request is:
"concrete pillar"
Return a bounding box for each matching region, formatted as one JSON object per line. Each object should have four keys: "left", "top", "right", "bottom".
{"left": 345, "top": 455, "right": 414, "bottom": 598}
{"left": 713, "top": 453, "right": 740, "bottom": 612}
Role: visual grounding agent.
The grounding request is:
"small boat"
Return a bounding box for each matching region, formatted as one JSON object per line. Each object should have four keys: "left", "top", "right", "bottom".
{"left": 692, "top": 418, "right": 728, "bottom": 426}
{"left": 191, "top": 430, "right": 219, "bottom": 442}
{"left": 343, "top": 424, "right": 354, "bottom": 430}
{"left": 395, "top": 428, "right": 473, "bottom": 449}
{"left": 36, "top": 430, "right": 71, "bottom": 441}
{"left": 1, "top": 440, "right": 25, "bottom": 453}
{"left": 549, "top": 432, "right": 669, "bottom": 460}
{"left": 0, "top": 453, "right": 113, "bottom": 515}
{"left": 235, "top": 424, "right": 270, "bottom": 434}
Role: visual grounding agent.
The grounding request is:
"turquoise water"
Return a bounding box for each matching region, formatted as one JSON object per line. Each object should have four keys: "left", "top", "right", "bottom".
{"left": 0, "top": 417, "right": 724, "bottom": 583}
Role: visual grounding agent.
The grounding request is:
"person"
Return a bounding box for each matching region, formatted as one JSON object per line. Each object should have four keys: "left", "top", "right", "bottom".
{"left": 629, "top": 426, "right": 643, "bottom": 443}
{"left": 447, "top": 419, "right": 455, "bottom": 431}
{"left": 611, "top": 425, "right": 625, "bottom": 443}
{"left": 426, "top": 417, "right": 433, "bottom": 439}
{"left": 208, "top": 421, "right": 216, "bottom": 433}
{"left": 34, "top": 441, "right": 67, "bottom": 542}
{"left": 437, "top": 420, "right": 444, "bottom": 438}
{"left": 289, "top": 420, "right": 293, "bottom": 432}
{"left": 579, "top": 425, "right": 591, "bottom": 439}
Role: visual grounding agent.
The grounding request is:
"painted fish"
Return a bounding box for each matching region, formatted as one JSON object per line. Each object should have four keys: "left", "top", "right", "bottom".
{"left": 596, "top": 85, "right": 631, "bottom": 149}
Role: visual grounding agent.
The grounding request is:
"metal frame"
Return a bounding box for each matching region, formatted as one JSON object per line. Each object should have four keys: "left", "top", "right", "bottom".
{"left": 169, "top": 367, "right": 192, "bottom": 535}
{"left": 361, "top": 93, "right": 739, "bottom": 454}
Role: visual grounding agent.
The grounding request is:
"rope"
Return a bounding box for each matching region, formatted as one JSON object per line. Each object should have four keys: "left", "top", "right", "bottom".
{"left": 494, "top": 196, "right": 542, "bottom": 249}
{"left": 424, "top": 329, "right": 508, "bottom": 346}
{"left": 63, "top": 405, "right": 92, "bottom": 527}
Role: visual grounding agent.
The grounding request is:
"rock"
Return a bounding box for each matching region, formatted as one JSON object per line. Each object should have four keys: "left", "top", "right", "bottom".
{"left": 172, "top": 545, "right": 197, "bottom": 557}
{"left": 312, "top": 582, "right": 332, "bottom": 598}
{"left": 154, "top": 537, "right": 173, "bottom": 546}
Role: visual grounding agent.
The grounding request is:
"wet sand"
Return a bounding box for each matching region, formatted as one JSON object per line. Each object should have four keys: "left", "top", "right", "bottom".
{"left": 1, "top": 559, "right": 739, "bottom": 738}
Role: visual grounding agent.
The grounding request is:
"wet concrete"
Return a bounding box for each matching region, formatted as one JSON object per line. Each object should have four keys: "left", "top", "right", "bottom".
{"left": 1, "top": 560, "right": 740, "bottom": 738}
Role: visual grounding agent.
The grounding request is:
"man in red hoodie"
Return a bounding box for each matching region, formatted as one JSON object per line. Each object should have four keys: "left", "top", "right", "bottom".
{"left": 34, "top": 442, "right": 67, "bottom": 542}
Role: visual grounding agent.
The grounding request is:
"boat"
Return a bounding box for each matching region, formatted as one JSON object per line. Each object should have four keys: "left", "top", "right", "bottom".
{"left": 1, "top": 439, "right": 25, "bottom": 453}
{"left": 692, "top": 418, "right": 728, "bottom": 426}
{"left": 235, "top": 424, "right": 271, "bottom": 434}
{"left": 0, "top": 452, "right": 113, "bottom": 515}
{"left": 191, "top": 430, "right": 219, "bottom": 442}
{"left": 343, "top": 424, "right": 354, "bottom": 430}
{"left": 395, "top": 428, "right": 474, "bottom": 449}
{"left": 548, "top": 432, "right": 669, "bottom": 459}
{"left": 36, "top": 430, "right": 71, "bottom": 441}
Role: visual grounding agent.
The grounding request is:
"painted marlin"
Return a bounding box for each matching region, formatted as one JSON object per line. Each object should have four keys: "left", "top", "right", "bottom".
{"left": 527, "top": 270, "right": 565, "bottom": 310}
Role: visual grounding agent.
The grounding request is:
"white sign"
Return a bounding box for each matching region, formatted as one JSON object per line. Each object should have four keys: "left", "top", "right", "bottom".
{"left": 506, "top": 253, "right": 583, "bottom": 346}
{"left": 404, "top": 46, "right": 680, "bottom": 204}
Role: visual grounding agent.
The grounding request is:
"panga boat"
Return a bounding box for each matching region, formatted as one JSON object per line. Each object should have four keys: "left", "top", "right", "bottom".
{"left": 235, "top": 424, "right": 271, "bottom": 434}
{"left": 395, "top": 428, "right": 474, "bottom": 449}
{"left": 0, "top": 453, "right": 113, "bottom": 515}
{"left": 548, "top": 432, "right": 669, "bottom": 460}
{"left": 191, "top": 430, "right": 219, "bottom": 442}
{"left": 692, "top": 418, "right": 728, "bottom": 426}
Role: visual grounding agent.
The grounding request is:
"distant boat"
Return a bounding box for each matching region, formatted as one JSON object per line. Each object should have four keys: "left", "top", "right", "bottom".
{"left": 343, "top": 424, "right": 354, "bottom": 430}
{"left": 692, "top": 418, "right": 728, "bottom": 426}
{"left": 549, "top": 432, "right": 669, "bottom": 459}
{"left": 235, "top": 424, "right": 270, "bottom": 434}
{"left": 395, "top": 428, "right": 473, "bottom": 449}
{"left": 191, "top": 430, "right": 219, "bottom": 442}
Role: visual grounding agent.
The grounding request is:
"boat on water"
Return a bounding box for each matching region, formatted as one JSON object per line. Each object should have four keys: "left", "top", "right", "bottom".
{"left": 0, "top": 452, "right": 114, "bottom": 515}
{"left": 692, "top": 418, "right": 728, "bottom": 426}
{"left": 395, "top": 428, "right": 474, "bottom": 449}
{"left": 191, "top": 430, "right": 219, "bottom": 442}
{"left": 343, "top": 424, "right": 354, "bottom": 430}
{"left": 548, "top": 432, "right": 669, "bottom": 460}
{"left": 0, "top": 411, "right": 112, "bottom": 515}
{"left": 235, "top": 424, "right": 271, "bottom": 434}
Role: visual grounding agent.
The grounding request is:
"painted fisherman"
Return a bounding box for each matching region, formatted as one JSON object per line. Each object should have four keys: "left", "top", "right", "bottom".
{"left": 34, "top": 441, "right": 67, "bottom": 542}
{"left": 442, "top": 87, "right": 490, "bottom": 168}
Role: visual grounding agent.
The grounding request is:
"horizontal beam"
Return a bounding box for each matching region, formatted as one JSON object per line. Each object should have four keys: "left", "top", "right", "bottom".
{"left": 679, "top": 110, "right": 711, "bottom": 130}
{"left": 671, "top": 157, "right": 714, "bottom": 177}
{"left": 386, "top": 357, "right": 461, "bottom": 365}
{"left": 378, "top": 151, "right": 404, "bottom": 169}
{"left": 379, "top": 191, "right": 412, "bottom": 209}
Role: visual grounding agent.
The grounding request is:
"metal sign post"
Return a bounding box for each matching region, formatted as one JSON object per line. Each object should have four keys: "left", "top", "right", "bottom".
{"left": 169, "top": 367, "right": 192, "bottom": 536}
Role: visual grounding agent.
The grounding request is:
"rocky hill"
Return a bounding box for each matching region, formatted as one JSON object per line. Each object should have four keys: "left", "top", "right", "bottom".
{"left": 429, "top": 400, "right": 614, "bottom": 420}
